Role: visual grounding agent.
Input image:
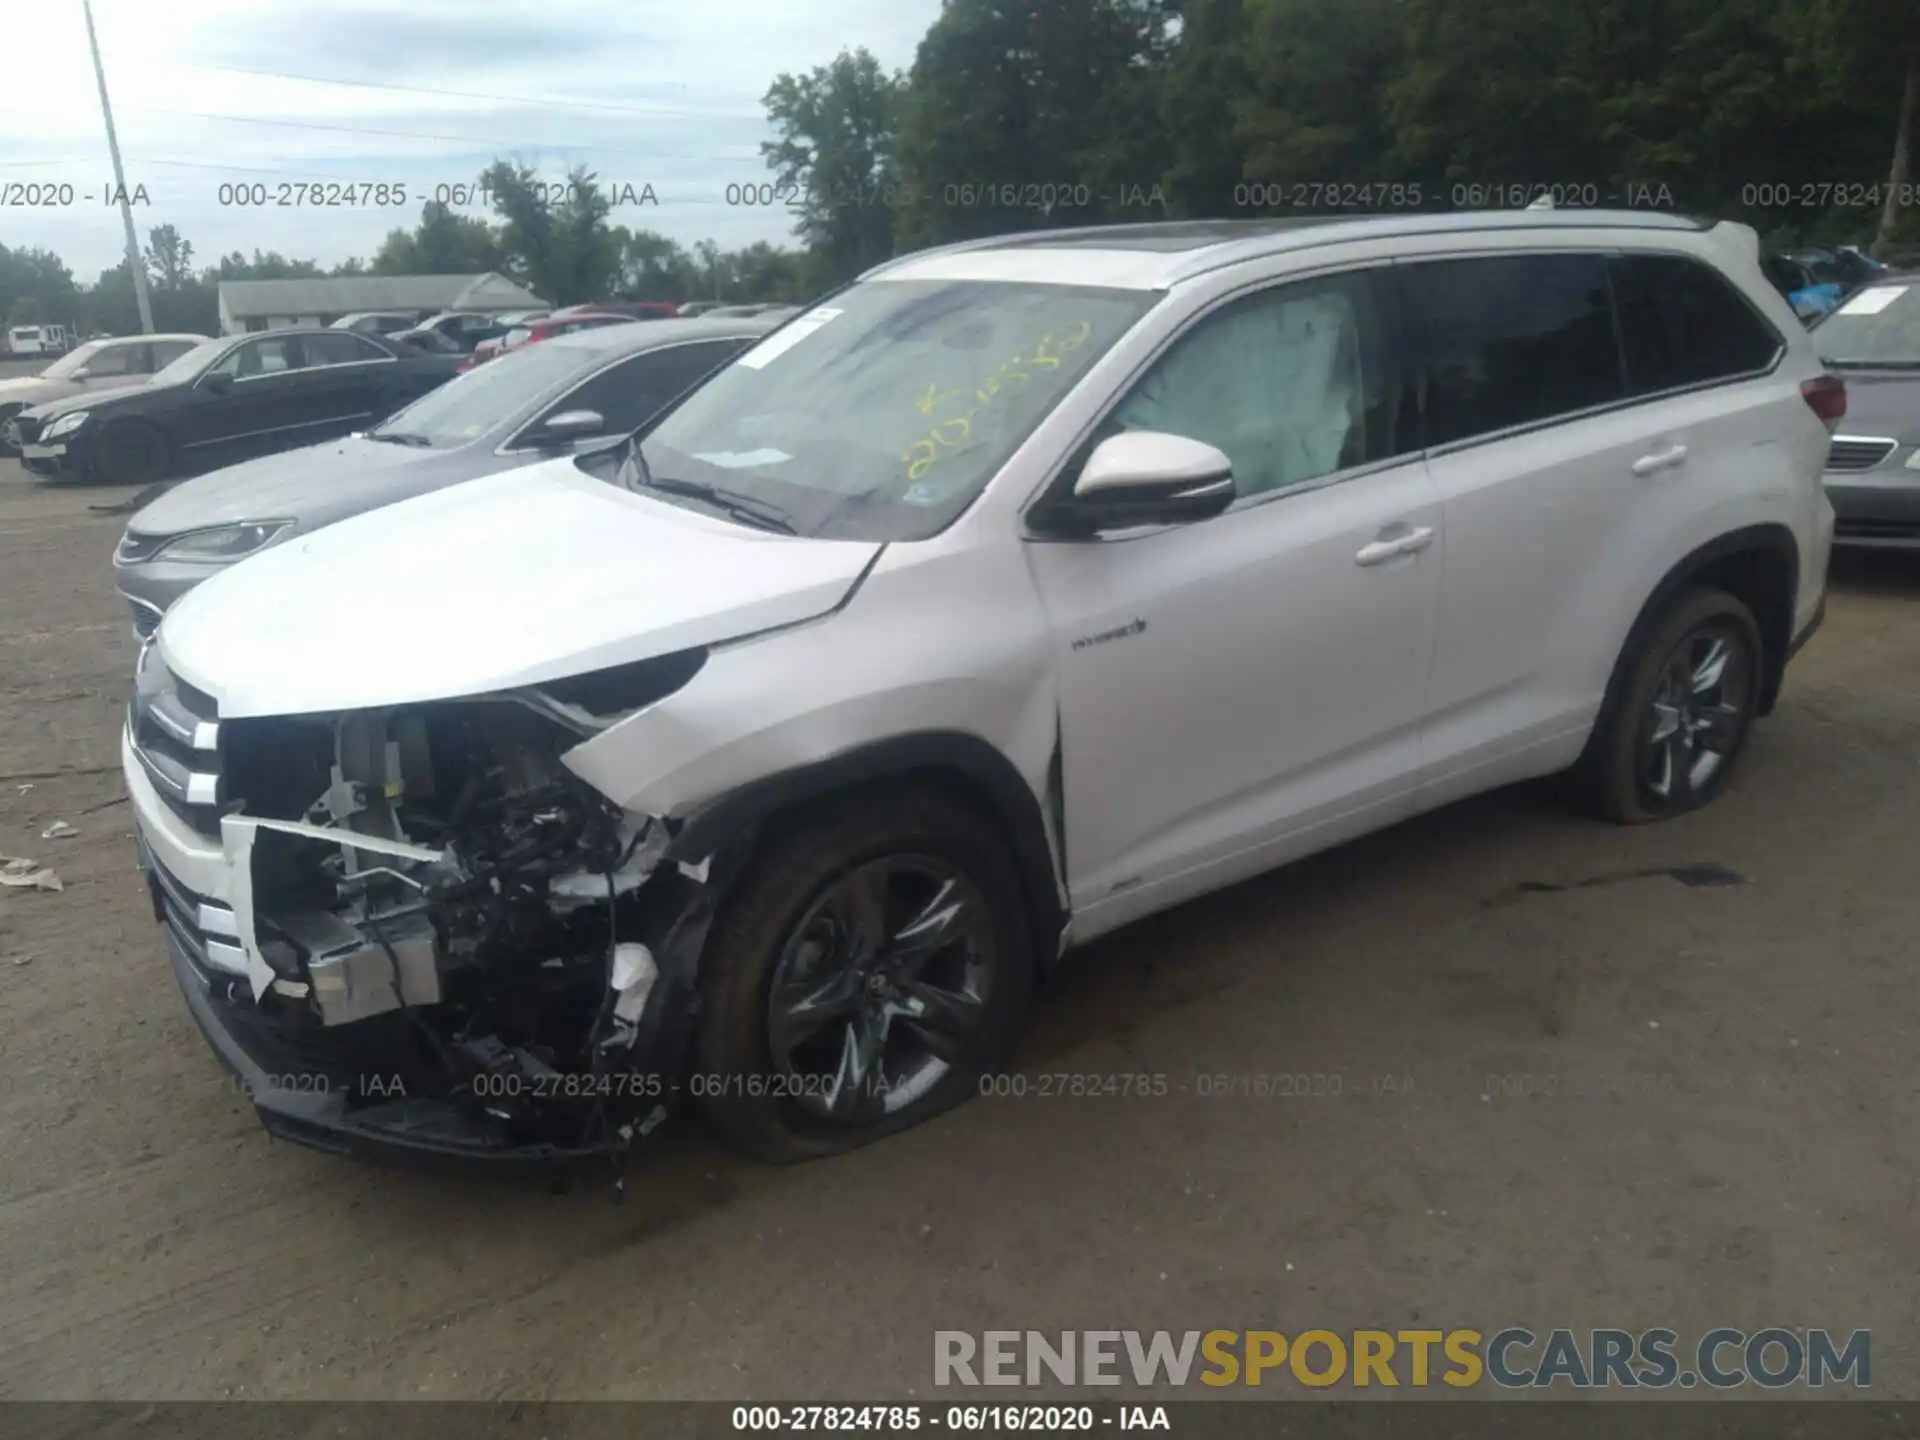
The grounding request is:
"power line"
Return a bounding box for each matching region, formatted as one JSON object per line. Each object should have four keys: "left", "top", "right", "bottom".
{"left": 147, "top": 58, "right": 766, "bottom": 123}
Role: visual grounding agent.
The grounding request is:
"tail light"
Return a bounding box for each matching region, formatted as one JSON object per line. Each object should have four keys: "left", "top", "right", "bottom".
{"left": 1801, "top": 374, "right": 1847, "bottom": 427}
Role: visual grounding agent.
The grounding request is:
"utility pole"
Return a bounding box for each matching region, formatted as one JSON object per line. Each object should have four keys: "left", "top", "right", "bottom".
{"left": 83, "top": 0, "right": 153, "bottom": 334}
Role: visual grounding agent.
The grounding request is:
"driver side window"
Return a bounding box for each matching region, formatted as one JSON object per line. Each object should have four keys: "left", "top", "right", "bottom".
{"left": 1108, "top": 269, "right": 1402, "bottom": 500}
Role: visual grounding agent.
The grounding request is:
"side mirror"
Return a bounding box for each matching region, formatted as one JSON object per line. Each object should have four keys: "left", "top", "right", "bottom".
{"left": 199, "top": 371, "right": 233, "bottom": 395}
{"left": 533, "top": 409, "right": 604, "bottom": 447}
{"left": 69, "top": 366, "right": 92, "bottom": 380}
{"left": 1038, "top": 430, "right": 1236, "bottom": 535}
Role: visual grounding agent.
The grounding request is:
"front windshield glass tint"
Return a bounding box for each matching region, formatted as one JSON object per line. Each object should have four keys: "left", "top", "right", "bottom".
{"left": 372, "top": 340, "right": 592, "bottom": 447}
{"left": 637, "top": 279, "right": 1156, "bottom": 541}
{"left": 151, "top": 339, "right": 227, "bottom": 385}
{"left": 1815, "top": 282, "right": 1920, "bottom": 366}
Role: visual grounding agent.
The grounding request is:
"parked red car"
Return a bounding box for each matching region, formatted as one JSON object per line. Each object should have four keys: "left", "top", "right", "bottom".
{"left": 456, "top": 311, "right": 633, "bottom": 371}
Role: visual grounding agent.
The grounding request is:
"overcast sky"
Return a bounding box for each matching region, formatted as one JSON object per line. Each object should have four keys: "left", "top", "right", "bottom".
{"left": 0, "top": 0, "right": 941, "bottom": 281}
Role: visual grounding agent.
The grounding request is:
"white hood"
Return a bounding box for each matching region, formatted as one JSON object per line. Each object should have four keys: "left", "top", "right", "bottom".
{"left": 158, "top": 459, "right": 882, "bottom": 718}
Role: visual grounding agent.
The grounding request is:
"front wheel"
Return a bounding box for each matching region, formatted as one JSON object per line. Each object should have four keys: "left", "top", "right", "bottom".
{"left": 94, "top": 419, "right": 170, "bottom": 487}
{"left": 694, "top": 789, "right": 1034, "bottom": 1163}
{"left": 1578, "top": 587, "right": 1764, "bottom": 824}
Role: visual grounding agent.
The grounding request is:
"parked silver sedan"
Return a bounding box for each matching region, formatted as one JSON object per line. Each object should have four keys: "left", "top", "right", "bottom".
{"left": 111, "top": 315, "right": 773, "bottom": 636}
{"left": 0, "top": 333, "right": 207, "bottom": 455}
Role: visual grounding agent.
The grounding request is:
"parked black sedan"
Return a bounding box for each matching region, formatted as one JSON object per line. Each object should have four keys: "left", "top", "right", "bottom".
{"left": 8, "top": 328, "right": 461, "bottom": 485}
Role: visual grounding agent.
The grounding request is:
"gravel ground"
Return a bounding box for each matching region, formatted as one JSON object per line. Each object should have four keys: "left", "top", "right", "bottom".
{"left": 0, "top": 454, "right": 1915, "bottom": 1402}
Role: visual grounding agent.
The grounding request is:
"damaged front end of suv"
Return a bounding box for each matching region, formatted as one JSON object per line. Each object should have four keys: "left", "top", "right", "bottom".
{"left": 132, "top": 640, "right": 731, "bottom": 1169}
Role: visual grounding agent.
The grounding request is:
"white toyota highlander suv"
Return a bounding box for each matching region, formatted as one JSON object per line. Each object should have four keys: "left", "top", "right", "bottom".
{"left": 123, "top": 211, "right": 1838, "bottom": 1169}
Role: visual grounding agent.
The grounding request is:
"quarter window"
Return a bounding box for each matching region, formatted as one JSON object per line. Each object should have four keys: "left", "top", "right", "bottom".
{"left": 1610, "top": 254, "right": 1781, "bottom": 394}
{"left": 1397, "top": 254, "right": 1623, "bottom": 446}
{"left": 1106, "top": 269, "right": 1404, "bottom": 500}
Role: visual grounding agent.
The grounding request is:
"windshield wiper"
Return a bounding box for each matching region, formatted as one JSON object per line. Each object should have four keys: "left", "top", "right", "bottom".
{"left": 642, "top": 474, "right": 798, "bottom": 534}
{"left": 365, "top": 430, "right": 434, "bottom": 447}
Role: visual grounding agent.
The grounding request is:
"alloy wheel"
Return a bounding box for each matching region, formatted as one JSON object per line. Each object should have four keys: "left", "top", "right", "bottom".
{"left": 1638, "top": 623, "right": 1752, "bottom": 804}
{"left": 766, "top": 855, "right": 995, "bottom": 1125}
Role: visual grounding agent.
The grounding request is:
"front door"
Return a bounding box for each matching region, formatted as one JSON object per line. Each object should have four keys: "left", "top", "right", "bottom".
{"left": 1024, "top": 266, "right": 1443, "bottom": 939}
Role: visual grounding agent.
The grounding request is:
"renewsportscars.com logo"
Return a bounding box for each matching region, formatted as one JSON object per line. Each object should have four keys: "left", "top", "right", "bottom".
{"left": 933, "top": 1328, "right": 1871, "bottom": 1390}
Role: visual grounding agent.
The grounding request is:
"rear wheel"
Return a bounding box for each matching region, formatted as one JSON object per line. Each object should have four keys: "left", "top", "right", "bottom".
{"left": 94, "top": 420, "right": 170, "bottom": 487}
{"left": 694, "top": 789, "right": 1034, "bottom": 1163}
{"left": 1577, "top": 587, "right": 1763, "bottom": 824}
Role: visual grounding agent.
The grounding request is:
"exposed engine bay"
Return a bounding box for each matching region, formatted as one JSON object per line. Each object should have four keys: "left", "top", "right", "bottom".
{"left": 209, "top": 694, "right": 715, "bottom": 1160}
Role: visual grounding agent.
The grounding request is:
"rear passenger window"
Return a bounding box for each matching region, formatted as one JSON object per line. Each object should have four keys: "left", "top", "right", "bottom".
{"left": 1398, "top": 254, "right": 1623, "bottom": 446}
{"left": 1610, "top": 254, "right": 1781, "bottom": 394}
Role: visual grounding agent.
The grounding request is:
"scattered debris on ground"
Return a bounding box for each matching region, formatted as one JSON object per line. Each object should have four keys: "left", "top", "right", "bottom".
{"left": 0, "top": 856, "right": 63, "bottom": 891}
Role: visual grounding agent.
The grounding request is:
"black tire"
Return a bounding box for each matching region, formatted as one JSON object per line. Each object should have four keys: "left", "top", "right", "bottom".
{"left": 0, "top": 406, "right": 22, "bottom": 458}
{"left": 694, "top": 787, "right": 1034, "bottom": 1163}
{"left": 1574, "top": 586, "right": 1764, "bottom": 824}
{"left": 94, "top": 420, "right": 170, "bottom": 487}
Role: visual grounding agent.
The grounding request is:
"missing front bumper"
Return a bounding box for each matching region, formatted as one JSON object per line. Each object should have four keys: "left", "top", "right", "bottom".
{"left": 163, "top": 924, "right": 668, "bottom": 1173}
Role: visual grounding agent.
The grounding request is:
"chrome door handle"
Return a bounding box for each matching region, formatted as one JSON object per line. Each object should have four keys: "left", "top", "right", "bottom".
{"left": 1355, "top": 525, "right": 1434, "bottom": 567}
{"left": 1631, "top": 444, "right": 1689, "bottom": 477}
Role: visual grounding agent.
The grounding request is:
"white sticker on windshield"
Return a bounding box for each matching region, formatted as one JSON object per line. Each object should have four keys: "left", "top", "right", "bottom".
{"left": 733, "top": 307, "right": 842, "bottom": 370}
{"left": 1838, "top": 285, "right": 1909, "bottom": 316}
{"left": 691, "top": 448, "right": 792, "bottom": 469}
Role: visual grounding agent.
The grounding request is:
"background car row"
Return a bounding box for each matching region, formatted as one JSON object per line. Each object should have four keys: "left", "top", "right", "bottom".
{"left": 109, "top": 314, "right": 777, "bottom": 634}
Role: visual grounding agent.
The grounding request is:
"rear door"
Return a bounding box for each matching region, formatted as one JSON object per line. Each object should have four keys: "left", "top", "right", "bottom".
{"left": 302, "top": 330, "right": 403, "bottom": 429}
{"left": 1404, "top": 248, "right": 1789, "bottom": 811}
{"left": 1400, "top": 251, "right": 1641, "bottom": 807}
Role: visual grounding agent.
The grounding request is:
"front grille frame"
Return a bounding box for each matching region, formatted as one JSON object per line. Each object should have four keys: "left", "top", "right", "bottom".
{"left": 129, "top": 646, "right": 224, "bottom": 837}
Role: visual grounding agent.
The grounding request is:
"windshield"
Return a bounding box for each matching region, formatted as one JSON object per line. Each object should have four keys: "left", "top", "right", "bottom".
{"left": 150, "top": 338, "right": 229, "bottom": 386}
{"left": 40, "top": 342, "right": 108, "bottom": 379}
{"left": 636, "top": 278, "right": 1156, "bottom": 540}
{"left": 1815, "top": 281, "right": 1920, "bottom": 366}
{"left": 371, "top": 339, "right": 593, "bottom": 447}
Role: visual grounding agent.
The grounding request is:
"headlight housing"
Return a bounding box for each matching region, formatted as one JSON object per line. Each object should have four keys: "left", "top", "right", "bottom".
{"left": 150, "top": 520, "right": 293, "bottom": 563}
{"left": 41, "top": 410, "right": 90, "bottom": 439}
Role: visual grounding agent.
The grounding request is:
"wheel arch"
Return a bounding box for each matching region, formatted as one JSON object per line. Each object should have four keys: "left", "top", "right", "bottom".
{"left": 1595, "top": 524, "right": 1800, "bottom": 747}
{"left": 662, "top": 730, "right": 1068, "bottom": 970}
{"left": 98, "top": 411, "right": 179, "bottom": 481}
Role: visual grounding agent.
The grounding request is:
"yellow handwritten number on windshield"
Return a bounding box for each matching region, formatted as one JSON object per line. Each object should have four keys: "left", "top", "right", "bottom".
{"left": 899, "top": 321, "right": 1094, "bottom": 483}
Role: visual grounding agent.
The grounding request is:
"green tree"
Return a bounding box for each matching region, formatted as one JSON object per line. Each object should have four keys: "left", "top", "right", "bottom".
{"left": 371, "top": 198, "right": 506, "bottom": 275}
{"left": 1160, "top": 0, "right": 1254, "bottom": 216}
{"left": 763, "top": 48, "right": 904, "bottom": 282}
{"left": 892, "top": 0, "right": 1179, "bottom": 246}
{"left": 482, "top": 161, "right": 617, "bottom": 303}
{"left": 610, "top": 228, "right": 700, "bottom": 300}
{"left": 143, "top": 224, "right": 196, "bottom": 290}
{"left": 1236, "top": 0, "right": 1407, "bottom": 203}
{"left": 207, "top": 250, "right": 324, "bottom": 280}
